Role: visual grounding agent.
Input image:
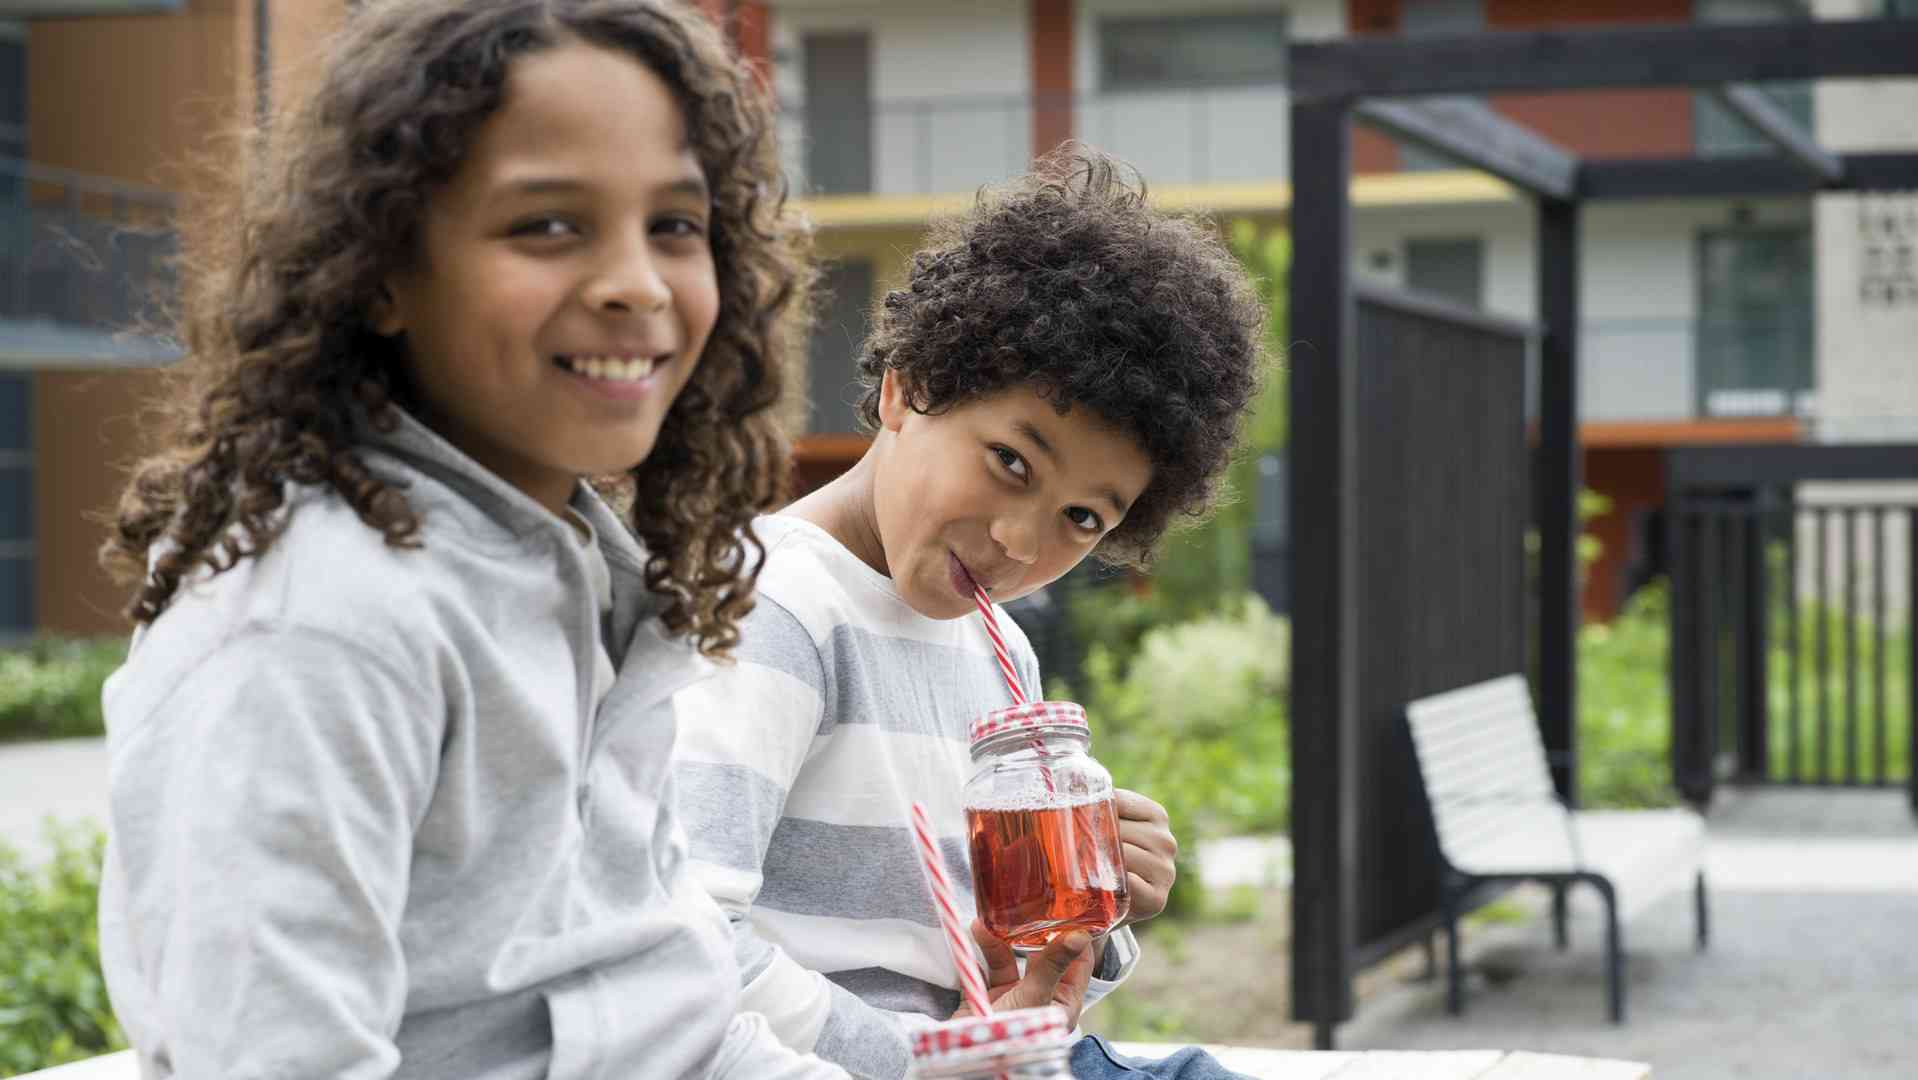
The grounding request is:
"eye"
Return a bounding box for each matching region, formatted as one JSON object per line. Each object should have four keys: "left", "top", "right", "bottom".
{"left": 509, "top": 216, "right": 580, "bottom": 241}
{"left": 991, "top": 445, "right": 1029, "bottom": 481}
{"left": 654, "top": 215, "right": 708, "bottom": 239}
{"left": 1065, "top": 506, "right": 1104, "bottom": 534}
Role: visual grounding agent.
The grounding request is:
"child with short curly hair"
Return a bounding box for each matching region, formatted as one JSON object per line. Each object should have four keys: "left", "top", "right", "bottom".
{"left": 672, "top": 148, "right": 1268, "bottom": 1079}
{"left": 96, "top": 2, "right": 846, "bottom": 1076}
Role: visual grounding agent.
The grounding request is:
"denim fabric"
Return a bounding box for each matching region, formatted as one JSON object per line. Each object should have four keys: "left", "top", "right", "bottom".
{"left": 1069, "top": 1035, "right": 1254, "bottom": 1079}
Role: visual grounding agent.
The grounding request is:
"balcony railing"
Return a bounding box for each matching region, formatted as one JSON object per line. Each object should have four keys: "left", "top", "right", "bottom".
{"left": 1581, "top": 316, "right": 1815, "bottom": 421}
{"left": 0, "top": 157, "right": 177, "bottom": 358}
{"left": 780, "top": 85, "right": 1292, "bottom": 198}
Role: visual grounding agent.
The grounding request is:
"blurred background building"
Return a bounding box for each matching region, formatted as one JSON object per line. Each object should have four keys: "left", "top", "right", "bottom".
{"left": 3, "top": 0, "right": 1914, "bottom": 641}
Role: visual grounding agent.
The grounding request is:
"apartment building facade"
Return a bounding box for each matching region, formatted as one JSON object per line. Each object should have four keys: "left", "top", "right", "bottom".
{"left": 777, "top": 0, "right": 1917, "bottom": 617}
{"left": 3, "top": 0, "right": 1911, "bottom": 637}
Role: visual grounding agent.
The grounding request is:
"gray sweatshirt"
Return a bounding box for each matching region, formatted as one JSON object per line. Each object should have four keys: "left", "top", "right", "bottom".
{"left": 97, "top": 409, "right": 847, "bottom": 1080}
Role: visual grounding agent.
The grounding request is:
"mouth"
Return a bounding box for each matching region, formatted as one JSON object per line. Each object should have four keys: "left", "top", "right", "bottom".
{"left": 553, "top": 352, "right": 672, "bottom": 384}
{"left": 947, "top": 550, "right": 986, "bottom": 601}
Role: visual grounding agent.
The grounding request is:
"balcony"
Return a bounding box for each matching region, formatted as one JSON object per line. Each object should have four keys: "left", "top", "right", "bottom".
{"left": 0, "top": 157, "right": 178, "bottom": 366}
{"left": 1581, "top": 316, "right": 1814, "bottom": 422}
{"left": 779, "top": 85, "right": 1291, "bottom": 199}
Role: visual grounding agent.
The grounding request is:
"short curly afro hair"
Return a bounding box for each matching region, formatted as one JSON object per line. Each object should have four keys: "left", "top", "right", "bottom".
{"left": 856, "top": 146, "right": 1267, "bottom": 567}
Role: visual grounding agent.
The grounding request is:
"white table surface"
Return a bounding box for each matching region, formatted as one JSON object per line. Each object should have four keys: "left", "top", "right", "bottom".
{"left": 27, "top": 1046, "right": 1652, "bottom": 1079}
{"left": 1111, "top": 1043, "right": 1652, "bottom": 1080}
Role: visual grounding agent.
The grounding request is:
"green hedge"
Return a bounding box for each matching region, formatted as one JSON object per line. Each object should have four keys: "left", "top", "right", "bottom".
{"left": 0, "top": 822, "right": 125, "bottom": 1077}
{"left": 0, "top": 639, "right": 126, "bottom": 743}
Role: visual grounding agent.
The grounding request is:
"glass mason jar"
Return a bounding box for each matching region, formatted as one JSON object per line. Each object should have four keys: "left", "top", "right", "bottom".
{"left": 962, "top": 702, "right": 1129, "bottom": 955}
{"left": 908, "top": 1005, "right": 1075, "bottom": 1079}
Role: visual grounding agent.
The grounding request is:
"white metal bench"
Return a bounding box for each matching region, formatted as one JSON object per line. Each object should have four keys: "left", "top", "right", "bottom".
{"left": 1405, "top": 674, "right": 1709, "bottom": 1023}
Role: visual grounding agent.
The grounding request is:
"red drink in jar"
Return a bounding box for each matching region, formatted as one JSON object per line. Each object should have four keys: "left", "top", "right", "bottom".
{"left": 967, "top": 797, "right": 1130, "bottom": 951}
{"left": 963, "top": 702, "right": 1129, "bottom": 954}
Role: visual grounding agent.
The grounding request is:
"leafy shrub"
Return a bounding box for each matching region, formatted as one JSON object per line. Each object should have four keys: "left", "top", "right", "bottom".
{"left": 1054, "top": 594, "right": 1290, "bottom": 919}
{"left": 0, "top": 639, "right": 127, "bottom": 743}
{"left": 0, "top": 821, "right": 125, "bottom": 1076}
{"left": 1576, "top": 581, "right": 1681, "bottom": 809}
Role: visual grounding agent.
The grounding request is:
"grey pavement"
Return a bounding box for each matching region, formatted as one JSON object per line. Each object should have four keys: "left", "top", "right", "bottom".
{"left": 1338, "top": 788, "right": 1918, "bottom": 1080}
{"left": 0, "top": 736, "right": 110, "bottom": 863}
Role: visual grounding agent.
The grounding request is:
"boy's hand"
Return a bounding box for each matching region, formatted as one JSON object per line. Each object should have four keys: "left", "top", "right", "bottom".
{"left": 950, "top": 921, "right": 1094, "bottom": 1026}
{"left": 1116, "top": 789, "right": 1177, "bottom": 926}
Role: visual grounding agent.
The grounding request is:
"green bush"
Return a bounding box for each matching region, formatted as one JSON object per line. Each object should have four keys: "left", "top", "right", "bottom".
{"left": 0, "top": 821, "right": 125, "bottom": 1077}
{"left": 1054, "top": 594, "right": 1290, "bottom": 919}
{"left": 0, "top": 639, "right": 127, "bottom": 743}
{"left": 1577, "top": 581, "right": 1681, "bottom": 809}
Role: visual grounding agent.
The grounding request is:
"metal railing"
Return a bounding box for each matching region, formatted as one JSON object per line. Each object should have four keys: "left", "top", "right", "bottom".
{"left": 779, "top": 85, "right": 1292, "bottom": 197}
{"left": 1581, "top": 316, "right": 1814, "bottom": 421}
{"left": 1669, "top": 458, "right": 1918, "bottom": 812}
{"left": 0, "top": 156, "right": 177, "bottom": 338}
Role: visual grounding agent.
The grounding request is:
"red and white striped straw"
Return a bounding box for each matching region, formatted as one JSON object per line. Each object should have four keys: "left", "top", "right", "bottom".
{"left": 972, "top": 583, "right": 1027, "bottom": 705}
{"left": 910, "top": 801, "right": 994, "bottom": 1018}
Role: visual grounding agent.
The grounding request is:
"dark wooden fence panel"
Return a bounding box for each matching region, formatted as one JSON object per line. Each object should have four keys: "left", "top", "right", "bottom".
{"left": 1350, "top": 288, "right": 1531, "bottom": 954}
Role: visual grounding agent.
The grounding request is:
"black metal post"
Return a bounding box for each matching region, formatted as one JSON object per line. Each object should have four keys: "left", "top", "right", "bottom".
{"left": 1741, "top": 506, "right": 1770, "bottom": 779}
{"left": 1787, "top": 505, "right": 1801, "bottom": 783}
{"left": 1846, "top": 508, "right": 1859, "bottom": 783}
{"left": 1670, "top": 500, "right": 1708, "bottom": 804}
{"left": 1288, "top": 94, "right": 1359, "bottom": 1051}
{"left": 1817, "top": 508, "right": 1830, "bottom": 782}
{"left": 1537, "top": 196, "right": 1581, "bottom": 806}
{"left": 1875, "top": 508, "right": 1888, "bottom": 785}
{"left": 1908, "top": 508, "right": 1917, "bottom": 817}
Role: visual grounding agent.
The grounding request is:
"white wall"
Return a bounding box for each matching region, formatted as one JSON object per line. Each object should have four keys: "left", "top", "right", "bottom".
{"left": 1070, "top": 0, "right": 1342, "bottom": 186}
{"left": 1351, "top": 195, "right": 1812, "bottom": 422}
{"left": 1809, "top": 0, "right": 1918, "bottom": 443}
{"left": 772, "top": 0, "right": 1031, "bottom": 195}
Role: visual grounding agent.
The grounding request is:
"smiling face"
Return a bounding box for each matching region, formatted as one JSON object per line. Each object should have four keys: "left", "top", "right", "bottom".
{"left": 869, "top": 371, "right": 1155, "bottom": 620}
{"left": 374, "top": 40, "right": 718, "bottom": 514}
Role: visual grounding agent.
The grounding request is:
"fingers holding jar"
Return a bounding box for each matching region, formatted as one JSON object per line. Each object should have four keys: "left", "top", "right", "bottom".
{"left": 1114, "top": 789, "right": 1178, "bottom": 925}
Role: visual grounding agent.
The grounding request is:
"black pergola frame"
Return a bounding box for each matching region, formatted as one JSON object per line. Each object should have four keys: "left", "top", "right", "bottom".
{"left": 1287, "top": 15, "right": 1918, "bottom": 1049}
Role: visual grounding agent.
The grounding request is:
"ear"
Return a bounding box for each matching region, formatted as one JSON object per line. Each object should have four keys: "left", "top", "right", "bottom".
{"left": 877, "top": 368, "right": 912, "bottom": 434}
{"left": 368, "top": 282, "right": 405, "bottom": 337}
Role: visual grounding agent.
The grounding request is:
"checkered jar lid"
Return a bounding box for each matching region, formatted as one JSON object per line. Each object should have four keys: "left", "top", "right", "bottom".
{"left": 909, "top": 1005, "right": 1072, "bottom": 1068}
{"left": 967, "top": 701, "right": 1089, "bottom": 747}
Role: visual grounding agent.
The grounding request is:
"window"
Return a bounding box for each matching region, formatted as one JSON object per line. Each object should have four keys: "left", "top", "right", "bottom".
{"left": 1694, "top": 0, "right": 1815, "bottom": 157}
{"left": 1405, "top": 236, "right": 1485, "bottom": 309}
{"left": 0, "top": 374, "right": 30, "bottom": 638}
{"left": 1, "top": 21, "right": 23, "bottom": 161}
{"left": 1696, "top": 226, "right": 1814, "bottom": 416}
{"left": 1099, "top": 12, "right": 1289, "bottom": 92}
{"left": 808, "top": 258, "right": 874, "bottom": 434}
{"left": 1399, "top": 0, "right": 1486, "bottom": 172}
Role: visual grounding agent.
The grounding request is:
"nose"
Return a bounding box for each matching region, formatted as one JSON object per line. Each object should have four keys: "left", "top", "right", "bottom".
{"left": 988, "top": 513, "right": 1040, "bottom": 567}
{"left": 582, "top": 230, "right": 671, "bottom": 315}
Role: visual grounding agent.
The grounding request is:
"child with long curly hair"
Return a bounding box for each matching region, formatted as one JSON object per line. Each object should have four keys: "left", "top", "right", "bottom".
{"left": 96, "top": 2, "right": 845, "bottom": 1077}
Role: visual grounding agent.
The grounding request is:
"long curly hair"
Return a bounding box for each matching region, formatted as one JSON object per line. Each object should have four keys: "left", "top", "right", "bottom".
{"left": 857, "top": 147, "right": 1266, "bottom": 567}
{"left": 102, "top": 0, "right": 810, "bottom": 657}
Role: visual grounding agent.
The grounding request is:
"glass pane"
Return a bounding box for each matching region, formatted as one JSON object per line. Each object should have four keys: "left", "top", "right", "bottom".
{"left": 1100, "top": 14, "right": 1288, "bottom": 91}
{"left": 0, "top": 465, "right": 26, "bottom": 542}
{"left": 808, "top": 259, "right": 874, "bottom": 434}
{"left": 1696, "top": 227, "right": 1814, "bottom": 414}
{"left": 1406, "top": 236, "right": 1485, "bottom": 309}
{"left": 0, "top": 554, "right": 28, "bottom": 635}
{"left": 0, "top": 374, "right": 26, "bottom": 451}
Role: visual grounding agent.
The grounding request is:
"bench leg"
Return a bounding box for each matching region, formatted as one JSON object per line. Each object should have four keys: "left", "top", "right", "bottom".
{"left": 1445, "top": 905, "right": 1464, "bottom": 1016}
{"left": 1552, "top": 882, "right": 1569, "bottom": 950}
{"left": 1695, "top": 871, "right": 1710, "bottom": 951}
{"left": 1591, "top": 876, "right": 1624, "bottom": 1024}
{"left": 1420, "top": 932, "right": 1439, "bottom": 981}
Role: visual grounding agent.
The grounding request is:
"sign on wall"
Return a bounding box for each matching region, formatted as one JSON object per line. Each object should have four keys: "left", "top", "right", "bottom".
{"left": 1859, "top": 191, "right": 1918, "bottom": 310}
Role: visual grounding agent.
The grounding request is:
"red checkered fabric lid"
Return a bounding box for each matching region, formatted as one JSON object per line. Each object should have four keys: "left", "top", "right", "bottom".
{"left": 968, "top": 701, "right": 1088, "bottom": 746}
{"left": 909, "top": 1005, "right": 1071, "bottom": 1066}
